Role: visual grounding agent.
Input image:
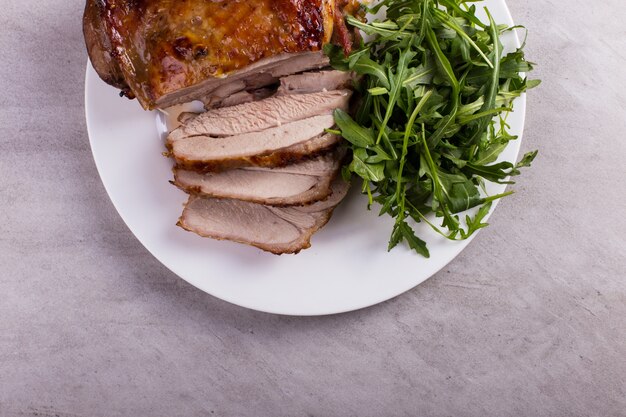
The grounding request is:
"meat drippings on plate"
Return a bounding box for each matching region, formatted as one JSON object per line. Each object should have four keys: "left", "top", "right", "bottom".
{"left": 166, "top": 69, "right": 354, "bottom": 254}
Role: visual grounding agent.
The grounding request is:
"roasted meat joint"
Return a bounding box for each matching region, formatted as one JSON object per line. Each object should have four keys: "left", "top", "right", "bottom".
{"left": 84, "top": 0, "right": 361, "bottom": 254}
{"left": 84, "top": 0, "right": 359, "bottom": 108}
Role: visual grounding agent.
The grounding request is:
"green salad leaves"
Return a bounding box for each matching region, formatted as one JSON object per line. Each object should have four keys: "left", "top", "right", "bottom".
{"left": 325, "top": 0, "right": 539, "bottom": 257}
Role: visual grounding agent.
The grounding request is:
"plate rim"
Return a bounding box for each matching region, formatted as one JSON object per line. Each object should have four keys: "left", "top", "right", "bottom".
{"left": 84, "top": 0, "right": 525, "bottom": 316}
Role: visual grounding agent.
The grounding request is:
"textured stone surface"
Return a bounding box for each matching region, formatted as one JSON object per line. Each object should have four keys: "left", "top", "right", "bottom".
{"left": 0, "top": 1, "right": 625, "bottom": 416}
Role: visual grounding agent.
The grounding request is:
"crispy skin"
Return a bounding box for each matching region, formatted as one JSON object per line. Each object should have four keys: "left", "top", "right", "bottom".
{"left": 83, "top": 0, "right": 128, "bottom": 92}
{"left": 84, "top": 0, "right": 338, "bottom": 109}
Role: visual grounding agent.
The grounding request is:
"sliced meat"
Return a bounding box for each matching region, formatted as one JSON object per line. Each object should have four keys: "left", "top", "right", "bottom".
{"left": 210, "top": 88, "right": 276, "bottom": 109}
{"left": 171, "top": 115, "right": 341, "bottom": 172}
{"left": 173, "top": 148, "right": 346, "bottom": 206}
{"left": 177, "top": 178, "right": 351, "bottom": 254}
{"left": 278, "top": 70, "right": 355, "bottom": 95}
{"left": 157, "top": 51, "right": 331, "bottom": 108}
{"left": 177, "top": 112, "right": 199, "bottom": 124}
{"left": 168, "top": 90, "right": 351, "bottom": 143}
{"left": 84, "top": 0, "right": 338, "bottom": 109}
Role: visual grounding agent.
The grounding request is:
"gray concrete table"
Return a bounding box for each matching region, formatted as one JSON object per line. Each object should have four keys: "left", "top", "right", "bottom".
{"left": 1, "top": 1, "right": 625, "bottom": 416}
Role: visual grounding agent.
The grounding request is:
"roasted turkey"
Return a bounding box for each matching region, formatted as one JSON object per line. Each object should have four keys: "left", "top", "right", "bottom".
{"left": 83, "top": 0, "right": 358, "bottom": 109}
{"left": 83, "top": 0, "right": 359, "bottom": 254}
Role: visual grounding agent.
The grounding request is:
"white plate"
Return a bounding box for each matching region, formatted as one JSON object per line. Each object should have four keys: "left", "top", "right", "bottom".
{"left": 85, "top": 0, "right": 525, "bottom": 316}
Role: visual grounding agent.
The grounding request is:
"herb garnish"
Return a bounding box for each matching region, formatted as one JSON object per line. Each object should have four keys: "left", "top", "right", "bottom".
{"left": 325, "top": 0, "right": 539, "bottom": 257}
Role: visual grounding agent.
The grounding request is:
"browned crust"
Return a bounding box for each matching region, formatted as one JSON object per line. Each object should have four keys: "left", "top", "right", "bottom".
{"left": 333, "top": 1, "right": 353, "bottom": 56}
{"left": 83, "top": 0, "right": 365, "bottom": 108}
{"left": 89, "top": 0, "right": 335, "bottom": 108}
{"left": 82, "top": 0, "right": 129, "bottom": 92}
{"left": 271, "top": 0, "right": 326, "bottom": 51}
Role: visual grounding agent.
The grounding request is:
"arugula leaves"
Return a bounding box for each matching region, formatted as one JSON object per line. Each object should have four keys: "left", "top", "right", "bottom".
{"left": 326, "top": 0, "right": 539, "bottom": 257}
